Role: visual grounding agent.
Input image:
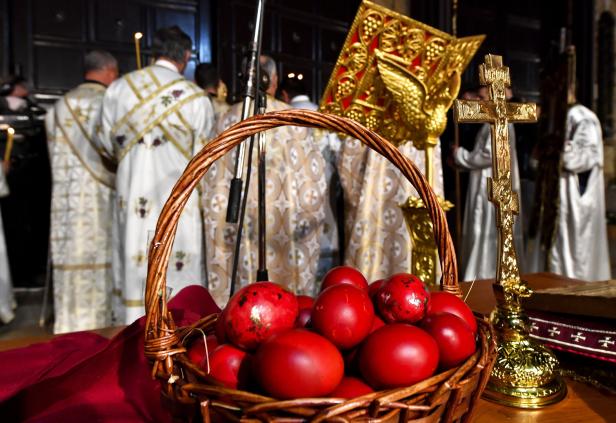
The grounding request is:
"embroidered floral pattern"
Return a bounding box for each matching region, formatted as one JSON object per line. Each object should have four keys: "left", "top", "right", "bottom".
{"left": 160, "top": 95, "right": 173, "bottom": 107}
{"left": 132, "top": 250, "right": 146, "bottom": 267}
{"left": 135, "top": 197, "right": 150, "bottom": 218}
{"left": 171, "top": 89, "right": 184, "bottom": 99}
{"left": 175, "top": 251, "right": 186, "bottom": 271}
{"left": 116, "top": 135, "right": 126, "bottom": 146}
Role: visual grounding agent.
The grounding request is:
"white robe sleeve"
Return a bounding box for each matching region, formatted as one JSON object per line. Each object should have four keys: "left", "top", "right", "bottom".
{"left": 454, "top": 124, "right": 492, "bottom": 170}
{"left": 561, "top": 118, "right": 602, "bottom": 173}
{"left": 97, "top": 82, "right": 119, "bottom": 160}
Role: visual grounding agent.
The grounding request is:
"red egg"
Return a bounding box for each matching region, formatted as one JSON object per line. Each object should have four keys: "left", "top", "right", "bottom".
{"left": 296, "top": 295, "right": 315, "bottom": 309}
{"left": 370, "top": 315, "right": 385, "bottom": 333}
{"left": 186, "top": 334, "right": 219, "bottom": 368}
{"left": 295, "top": 307, "right": 312, "bottom": 328}
{"left": 320, "top": 266, "right": 368, "bottom": 292}
{"left": 254, "top": 329, "right": 344, "bottom": 399}
{"left": 375, "top": 273, "right": 430, "bottom": 323}
{"left": 368, "top": 279, "right": 385, "bottom": 298}
{"left": 223, "top": 282, "right": 298, "bottom": 350}
{"left": 312, "top": 284, "right": 375, "bottom": 349}
{"left": 420, "top": 313, "right": 476, "bottom": 369}
{"left": 428, "top": 291, "right": 477, "bottom": 333}
{"left": 330, "top": 376, "right": 374, "bottom": 399}
{"left": 359, "top": 324, "right": 439, "bottom": 389}
{"left": 208, "top": 344, "right": 252, "bottom": 389}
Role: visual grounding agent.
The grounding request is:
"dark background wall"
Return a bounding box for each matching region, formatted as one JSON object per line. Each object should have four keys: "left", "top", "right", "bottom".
{"left": 0, "top": 0, "right": 597, "bottom": 108}
{"left": 0, "top": 0, "right": 213, "bottom": 99}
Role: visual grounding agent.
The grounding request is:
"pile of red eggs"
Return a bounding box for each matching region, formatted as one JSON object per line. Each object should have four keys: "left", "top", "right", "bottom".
{"left": 186, "top": 266, "right": 477, "bottom": 399}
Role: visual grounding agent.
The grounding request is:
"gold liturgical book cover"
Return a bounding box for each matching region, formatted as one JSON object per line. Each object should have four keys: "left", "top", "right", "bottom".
{"left": 320, "top": 0, "right": 484, "bottom": 148}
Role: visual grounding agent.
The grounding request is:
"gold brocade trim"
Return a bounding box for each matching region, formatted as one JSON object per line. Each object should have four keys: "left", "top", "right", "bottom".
{"left": 146, "top": 68, "right": 196, "bottom": 151}
{"left": 156, "top": 120, "right": 192, "bottom": 160}
{"left": 111, "top": 75, "right": 184, "bottom": 133}
{"left": 123, "top": 298, "right": 145, "bottom": 307}
{"left": 111, "top": 288, "right": 144, "bottom": 307}
{"left": 117, "top": 91, "right": 205, "bottom": 162}
{"left": 53, "top": 262, "right": 111, "bottom": 270}
{"left": 63, "top": 95, "right": 106, "bottom": 158}
{"left": 54, "top": 108, "right": 115, "bottom": 189}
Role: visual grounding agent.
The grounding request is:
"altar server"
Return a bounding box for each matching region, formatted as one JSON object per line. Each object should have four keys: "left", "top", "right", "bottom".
{"left": 528, "top": 104, "right": 610, "bottom": 280}
{"left": 454, "top": 122, "right": 523, "bottom": 281}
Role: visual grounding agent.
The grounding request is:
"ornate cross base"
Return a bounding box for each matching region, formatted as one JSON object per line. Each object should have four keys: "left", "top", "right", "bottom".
{"left": 483, "top": 283, "right": 567, "bottom": 408}
{"left": 400, "top": 196, "right": 453, "bottom": 286}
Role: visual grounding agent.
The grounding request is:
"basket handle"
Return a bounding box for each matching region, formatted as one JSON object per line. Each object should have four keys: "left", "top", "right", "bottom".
{"left": 144, "top": 109, "right": 458, "bottom": 350}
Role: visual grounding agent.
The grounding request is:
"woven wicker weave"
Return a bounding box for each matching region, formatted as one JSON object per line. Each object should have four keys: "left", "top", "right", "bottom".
{"left": 144, "top": 109, "right": 497, "bottom": 422}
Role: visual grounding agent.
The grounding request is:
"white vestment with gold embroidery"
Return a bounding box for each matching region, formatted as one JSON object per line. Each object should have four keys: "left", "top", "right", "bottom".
{"left": 0, "top": 163, "right": 14, "bottom": 324}
{"left": 202, "top": 97, "right": 326, "bottom": 306}
{"left": 337, "top": 138, "right": 444, "bottom": 283}
{"left": 45, "top": 82, "right": 115, "bottom": 333}
{"left": 99, "top": 60, "right": 214, "bottom": 324}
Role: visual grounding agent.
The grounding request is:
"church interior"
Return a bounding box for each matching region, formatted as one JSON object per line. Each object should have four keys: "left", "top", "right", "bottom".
{"left": 0, "top": 0, "right": 615, "bottom": 421}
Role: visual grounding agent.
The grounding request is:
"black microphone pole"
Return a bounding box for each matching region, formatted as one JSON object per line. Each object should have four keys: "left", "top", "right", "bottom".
{"left": 228, "top": 0, "right": 267, "bottom": 297}
{"left": 256, "top": 91, "right": 268, "bottom": 282}
{"left": 226, "top": 0, "right": 266, "bottom": 224}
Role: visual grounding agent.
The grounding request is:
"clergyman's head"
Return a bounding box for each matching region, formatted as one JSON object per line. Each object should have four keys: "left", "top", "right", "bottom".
{"left": 84, "top": 50, "right": 119, "bottom": 86}
{"left": 152, "top": 26, "right": 193, "bottom": 73}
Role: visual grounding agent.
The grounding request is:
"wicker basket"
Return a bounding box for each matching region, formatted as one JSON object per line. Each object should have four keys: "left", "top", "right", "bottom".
{"left": 144, "top": 109, "right": 497, "bottom": 422}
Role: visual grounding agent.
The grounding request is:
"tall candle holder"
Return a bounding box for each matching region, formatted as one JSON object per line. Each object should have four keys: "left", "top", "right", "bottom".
{"left": 134, "top": 32, "right": 143, "bottom": 70}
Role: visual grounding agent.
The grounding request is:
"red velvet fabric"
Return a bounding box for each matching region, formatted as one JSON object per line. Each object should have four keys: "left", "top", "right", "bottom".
{"left": 0, "top": 285, "right": 221, "bottom": 422}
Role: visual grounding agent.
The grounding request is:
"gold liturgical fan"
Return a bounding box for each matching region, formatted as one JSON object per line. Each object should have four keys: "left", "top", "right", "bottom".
{"left": 454, "top": 54, "right": 566, "bottom": 408}
{"left": 320, "top": 0, "right": 483, "bottom": 285}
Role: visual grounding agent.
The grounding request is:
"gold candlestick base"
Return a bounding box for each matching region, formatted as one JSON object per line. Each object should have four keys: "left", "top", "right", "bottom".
{"left": 400, "top": 196, "right": 453, "bottom": 286}
{"left": 483, "top": 283, "right": 567, "bottom": 408}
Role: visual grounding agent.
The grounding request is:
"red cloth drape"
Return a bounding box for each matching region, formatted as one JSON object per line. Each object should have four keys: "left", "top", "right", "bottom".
{"left": 0, "top": 285, "right": 221, "bottom": 422}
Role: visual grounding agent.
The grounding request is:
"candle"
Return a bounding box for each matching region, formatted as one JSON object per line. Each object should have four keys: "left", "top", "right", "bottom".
{"left": 4, "top": 127, "right": 14, "bottom": 165}
{"left": 134, "top": 32, "right": 143, "bottom": 69}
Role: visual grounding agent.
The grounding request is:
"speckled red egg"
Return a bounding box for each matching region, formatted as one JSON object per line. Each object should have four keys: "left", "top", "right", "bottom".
{"left": 223, "top": 282, "right": 298, "bottom": 350}
{"left": 375, "top": 273, "right": 430, "bottom": 324}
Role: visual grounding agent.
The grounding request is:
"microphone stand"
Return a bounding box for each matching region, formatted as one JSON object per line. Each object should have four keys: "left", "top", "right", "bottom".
{"left": 226, "top": 0, "right": 266, "bottom": 224}
{"left": 256, "top": 92, "right": 268, "bottom": 282}
{"left": 228, "top": 0, "right": 267, "bottom": 297}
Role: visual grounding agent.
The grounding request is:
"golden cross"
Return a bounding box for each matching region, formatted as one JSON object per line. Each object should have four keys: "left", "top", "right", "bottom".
{"left": 453, "top": 54, "right": 536, "bottom": 295}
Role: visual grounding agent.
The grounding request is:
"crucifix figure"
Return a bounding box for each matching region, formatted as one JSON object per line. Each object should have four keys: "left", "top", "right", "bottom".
{"left": 454, "top": 54, "right": 565, "bottom": 408}
{"left": 454, "top": 54, "right": 536, "bottom": 301}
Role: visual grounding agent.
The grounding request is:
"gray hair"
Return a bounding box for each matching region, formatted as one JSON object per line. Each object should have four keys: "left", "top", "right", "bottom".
{"left": 152, "top": 26, "right": 193, "bottom": 63}
{"left": 84, "top": 50, "right": 117, "bottom": 73}
{"left": 259, "top": 55, "right": 277, "bottom": 82}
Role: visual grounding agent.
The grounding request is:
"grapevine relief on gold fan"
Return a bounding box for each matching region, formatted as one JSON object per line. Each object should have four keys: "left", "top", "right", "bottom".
{"left": 375, "top": 49, "right": 461, "bottom": 149}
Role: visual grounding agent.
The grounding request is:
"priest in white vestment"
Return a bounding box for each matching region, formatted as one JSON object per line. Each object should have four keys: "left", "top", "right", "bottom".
{"left": 337, "top": 138, "right": 445, "bottom": 283}
{"left": 202, "top": 56, "right": 327, "bottom": 305}
{"left": 280, "top": 76, "right": 339, "bottom": 279}
{"left": 45, "top": 50, "right": 118, "bottom": 333}
{"left": 0, "top": 161, "right": 14, "bottom": 324}
{"left": 454, "top": 122, "right": 523, "bottom": 282}
{"left": 99, "top": 27, "right": 214, "bottom": 324}
{"left": 527, "top": 104, "right": 610, "bottom": 280}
